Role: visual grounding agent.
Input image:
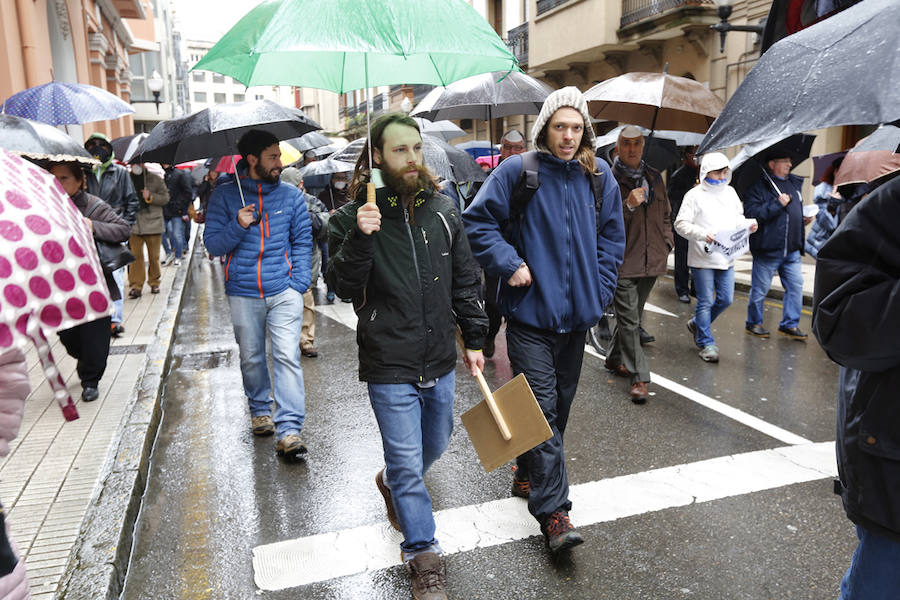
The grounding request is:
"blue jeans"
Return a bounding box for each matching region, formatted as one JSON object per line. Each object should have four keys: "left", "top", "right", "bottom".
{"left": 368, "top": 372, "right": 455, "bottom": 559}
{"left": 839, "top": 525, "right": 900, "bottom": 600}
{"left": 691, "top": 267, "right": 734, "bottom": 347}
{"left": 746, "top": 250, "right": 803, "bottom": 329}
{"left": 227, "top": 287, "right": 305, "bottom": 438}
{"left": 162, "top": 217, "right": 184, "bottom": 258}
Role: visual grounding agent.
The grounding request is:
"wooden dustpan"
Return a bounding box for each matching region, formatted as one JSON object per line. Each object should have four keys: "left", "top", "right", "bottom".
{"left": 461, "top": 367, "right": 553, "bottom": 473}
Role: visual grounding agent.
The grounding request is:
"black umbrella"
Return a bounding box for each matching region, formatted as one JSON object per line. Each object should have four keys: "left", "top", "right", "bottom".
{"left": 410, "top": 70, "right": 551, "bottom": 122}
{"left": 0, "top": 113, "right": 98, "bottom": 166}
{"left": 136, "top": 99, "right": 321, "bottom": 165}
{"left": 730, "top": 133, "right": 816, "bottom": 199}
{"left": 699, "top": 0, "right": 899, "bottom": 154}
{"left": 760, "top": 0, "right": 863, "bottom": 53}
{"left": 333, "top": 134, "right": 485, "bottom": 184}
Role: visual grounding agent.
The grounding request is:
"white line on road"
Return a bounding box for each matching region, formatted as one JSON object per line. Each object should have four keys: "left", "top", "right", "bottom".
{"left": 252, "top": 442, "right": 835, "bottom": 591}
{"left": 583, "top": 346, "right": 812, "bottom": 446}
{"left": 643, "top": 302, "right": 678, "bottom": 317}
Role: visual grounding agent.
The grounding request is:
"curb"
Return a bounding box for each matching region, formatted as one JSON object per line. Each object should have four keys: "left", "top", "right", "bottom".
{"left": 56, "top": 234, "right": 197, "bottom": 600}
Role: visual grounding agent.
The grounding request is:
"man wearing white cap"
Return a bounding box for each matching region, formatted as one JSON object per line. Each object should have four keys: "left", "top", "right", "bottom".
{"left": 605, "top": 125, "right": 673, "bottom": 404}
{"left": 464, "top": 87, "right": 625, "bottom": 555}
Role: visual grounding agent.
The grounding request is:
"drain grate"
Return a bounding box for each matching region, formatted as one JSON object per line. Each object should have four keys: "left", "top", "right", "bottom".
{"left": 178, "top": 350, "right": 231, "bottom": 370}
{"left": 109, "top": 344, "right": 148, "bottom": 355}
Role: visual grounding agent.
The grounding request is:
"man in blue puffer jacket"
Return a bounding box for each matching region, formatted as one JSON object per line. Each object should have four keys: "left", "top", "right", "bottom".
{"left": 204, "top": 129, "right": 312, "bottom": 461}
{"left": 464, "top": 87, "right": 625, "bottom": 555}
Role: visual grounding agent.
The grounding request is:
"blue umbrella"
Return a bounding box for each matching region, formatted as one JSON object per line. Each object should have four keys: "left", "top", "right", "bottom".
{"left": 1, "top": 81, "right": 134, "bottom": 126}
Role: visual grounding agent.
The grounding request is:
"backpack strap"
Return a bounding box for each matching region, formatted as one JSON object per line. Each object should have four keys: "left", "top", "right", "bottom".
{"left": 588, "top": 166, "right": 604, "bottom": 241}
{"left": 502, "top": 152, "right": 541, "bottom": 253}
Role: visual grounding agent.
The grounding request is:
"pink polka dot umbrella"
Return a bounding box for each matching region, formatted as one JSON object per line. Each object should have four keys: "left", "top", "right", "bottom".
{"left": 0, "top": 150, "right": 112, "bottom": 421}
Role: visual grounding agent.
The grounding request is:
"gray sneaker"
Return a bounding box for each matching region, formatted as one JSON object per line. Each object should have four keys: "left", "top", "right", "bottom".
{"left": 699, "top": 345, "right": 720, "bottom": 363}
{"left": 406, "top": 552, "right": 447, "bottom": 600}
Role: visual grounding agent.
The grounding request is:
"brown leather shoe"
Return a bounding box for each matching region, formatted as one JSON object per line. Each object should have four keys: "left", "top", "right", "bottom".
{"left": 604, "top": 360, "right": 630, "bottom": 378}
{"left": 629, "top": 381, "right": 648, "bottom": 405}
{"left": 150, "top": 285, "right": 160, "bottom": 294}
{"left": 300, "top": 344, "right": 318, "bottom": 358}
{"left": 128, "top": 288, "right": 141, "bottom": 299}
{"left": 376, "top": 469, "right": 401, "bottom": 531}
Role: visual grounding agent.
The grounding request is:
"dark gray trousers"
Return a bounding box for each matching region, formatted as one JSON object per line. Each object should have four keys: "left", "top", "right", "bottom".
{"left": 506, "top": 320, "right": 585, "bottom": 525}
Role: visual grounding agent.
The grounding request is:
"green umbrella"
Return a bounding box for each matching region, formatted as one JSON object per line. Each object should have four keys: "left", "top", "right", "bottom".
{"left": 192, "top": 0, "right": 519, "bottom": 93}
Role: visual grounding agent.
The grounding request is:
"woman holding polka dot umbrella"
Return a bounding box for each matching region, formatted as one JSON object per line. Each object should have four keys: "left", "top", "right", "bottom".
{"left": 0, "top": 150, "right": 118, "bottom": 413}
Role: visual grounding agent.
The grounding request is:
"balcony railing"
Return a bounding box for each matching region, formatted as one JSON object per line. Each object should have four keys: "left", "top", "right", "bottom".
{"left": 621, "top": 0, "right": 713, "bottom": 28}
{"left": 536, "top": 0, "right": 573, "bottom": 16}
{"left": 506, "top": 23, "right": 529, "bottom": 66}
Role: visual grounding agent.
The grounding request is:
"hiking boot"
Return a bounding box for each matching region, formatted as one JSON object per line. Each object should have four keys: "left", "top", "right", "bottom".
{"left": 128, "top": 288, "right": 142, "bottom": 299}
{"left": 150, "top": 285, "right": 160, "bottom": 294}
{"left": 511, "top": 465, "right": 530, "bottom": 499}
{"left": 110, "top": 323, "right": 125, "bottom": 338}
{"left": 251, "top": 415, "right": 275, "bottom": 436}
{"left": 699, "top": 344, "right": 720, "bottom": 363}
{"left": 300, "top": 344, "right": 319, "bottom": 358}
{"left": 745, "top": 323, "right": 770, "bottom": 338}
{"left": 630, "top": 381, "right": 648, "bottom": 405}
{"left": 81, "top": 387, "right": 99, "bottom": 402}
{"left": 375, "top": 469, "right": 401, "bottom": 531}
{"left": 686, "top": 319, "right": 702, "bottom": 348}
{"left": 639, "top": 326, "right": 655, "bottom": 345}
{"left": 406, "top": 552, "right": 447, "bottom": 600}
{"left": 542, "top": 510, "right": 584, "bottom": 553}
{"left": 276, "top": 434, "right": 307, "bottom": 460}
{"left": 777, "top": 326, "right": 808, "bottom": 341}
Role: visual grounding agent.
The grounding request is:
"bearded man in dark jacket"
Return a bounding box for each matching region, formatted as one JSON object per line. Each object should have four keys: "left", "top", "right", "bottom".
{"left": 812, "top": 175, "right": 900, "bottom": 600}
{"left": 327, "top": 113, "right": 487, "bottom": 600}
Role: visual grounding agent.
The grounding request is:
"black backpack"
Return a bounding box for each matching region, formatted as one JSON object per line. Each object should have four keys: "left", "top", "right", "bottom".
{"left": 502, "top": 151, "right": 606, "bottom": 255}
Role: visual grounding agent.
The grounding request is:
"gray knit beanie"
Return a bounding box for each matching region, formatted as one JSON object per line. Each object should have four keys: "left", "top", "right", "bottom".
{"left": 531, "top": 86, "right": 596, "bottom": 154}
{"left": 280, "top": 166, "right": 303, "bottom": 187}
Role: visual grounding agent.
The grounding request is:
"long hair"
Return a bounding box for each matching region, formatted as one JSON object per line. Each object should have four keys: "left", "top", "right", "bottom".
{"left": 348, "top": 113, "right": 439, "bottom": 200}
{"left": 535, "top": 124, "right": 597, "bottom": 176}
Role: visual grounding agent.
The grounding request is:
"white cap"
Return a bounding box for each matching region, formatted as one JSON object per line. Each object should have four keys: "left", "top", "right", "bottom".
{"left": 501, "top": 129, "right": 524, "bottom": 143}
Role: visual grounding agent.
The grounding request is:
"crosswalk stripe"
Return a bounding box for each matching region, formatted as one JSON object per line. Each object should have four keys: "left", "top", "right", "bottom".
{"left": 252, "top": 442, "right": 835, "bottom": 591}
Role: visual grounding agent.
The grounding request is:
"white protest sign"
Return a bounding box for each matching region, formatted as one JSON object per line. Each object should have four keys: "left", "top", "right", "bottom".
{"left": 709, "top": 226, "right": 751, "bottom": 259}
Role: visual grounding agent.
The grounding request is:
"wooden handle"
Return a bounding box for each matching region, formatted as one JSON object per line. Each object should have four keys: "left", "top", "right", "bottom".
{"left": 457, "top": 330, "right": 512, "bottom": 441}
{"left": 366, "top": 181, "right": 376, "bottom": 204}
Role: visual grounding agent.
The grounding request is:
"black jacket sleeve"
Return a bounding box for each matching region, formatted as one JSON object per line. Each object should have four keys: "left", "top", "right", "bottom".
{"left": 447, "top": 206, "right": 488, "bottom": 350}
{"left": 326, "top": 200, "right": 374, "bottom": 298}
{"left": 812, "top": 177, "right": 900, "bottom": 372}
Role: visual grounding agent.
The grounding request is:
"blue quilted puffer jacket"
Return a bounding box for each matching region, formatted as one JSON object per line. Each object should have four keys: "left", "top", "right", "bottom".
{"left": 203, "top": 161, "right": 312, "bottom": 298}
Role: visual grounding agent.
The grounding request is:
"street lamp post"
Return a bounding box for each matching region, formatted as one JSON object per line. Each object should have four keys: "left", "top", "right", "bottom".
{"left": 710, "top": 0, "right": 765, "bottom": 53}
{"left": 147, "top": 70, "right": 164, "bottom": 114}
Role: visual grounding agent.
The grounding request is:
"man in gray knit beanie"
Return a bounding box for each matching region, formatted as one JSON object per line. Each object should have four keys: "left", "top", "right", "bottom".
{"left": 464, "top": 86, "right": 625, "bottom": 555}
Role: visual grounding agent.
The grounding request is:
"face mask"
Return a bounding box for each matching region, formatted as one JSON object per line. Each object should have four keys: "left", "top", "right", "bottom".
{"left": 90, "top": 146, "right": 111, "bottom": 164}
{"left": 704, "top": 176, "right": 727, "bottom": 186}
{"left": 131, "top": 165, "right": 143, "bottom": 175}
{"left": 333, "top": 181, "right": 347, "bottom": 190}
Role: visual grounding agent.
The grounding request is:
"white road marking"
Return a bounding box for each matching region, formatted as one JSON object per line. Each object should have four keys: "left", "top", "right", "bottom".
{"left": 252, "top": 442, "right": 835, "bottom": 591}
{"left": 643, "top": 302, "right": 678, "bottom": 317}
{"left": 584, "top": 346, "right": 812, "bottom": 445}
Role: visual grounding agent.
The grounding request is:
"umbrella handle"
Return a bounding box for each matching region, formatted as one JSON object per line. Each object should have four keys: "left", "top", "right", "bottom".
{"left": 457, "top": 329, "right": 512, "bottom": 441}
{"left": 474, "top": 368, "right": 512, "bottom": 441}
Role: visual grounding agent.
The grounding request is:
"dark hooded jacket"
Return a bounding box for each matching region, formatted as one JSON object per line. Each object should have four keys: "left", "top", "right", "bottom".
{"left": 327, "top": 185, "right": 487, "bottom": 384}
{"left": 85, "top": 140, "right": 139, "bottom": 226}
{"left": 743, "top": 171, "right": 806, "bottom": 257}
{"left": 812, "top": 176, "right": 900, "bottom": 542}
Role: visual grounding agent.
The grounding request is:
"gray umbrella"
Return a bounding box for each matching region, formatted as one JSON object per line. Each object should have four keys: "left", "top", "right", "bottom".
{"left": 0, "top": 114, "right": 98, "bottom": 166}
{"left": 286, "top": 131, "right": 332, "bottom": 152}
{"left": 410, "top": 70, "right": 551, "bottom": 121}
{"left": 699, "top": 0, "right": 899, "bottom": 153}
{"left": 333, "top": 134, "right": 485, "bottom": 184}
{"left": 136, "top": 99, "right": 321, "bottom": 164}
{"left": 298, "top": 156, "right": 355, "bottom": 178}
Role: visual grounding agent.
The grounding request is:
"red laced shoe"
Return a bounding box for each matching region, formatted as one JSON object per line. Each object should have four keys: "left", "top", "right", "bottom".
{"left": 542, "top": 510, "right": 584, "bottom": 553}
{"left": 511, "top": 465, "right": 530, "bottom": 499}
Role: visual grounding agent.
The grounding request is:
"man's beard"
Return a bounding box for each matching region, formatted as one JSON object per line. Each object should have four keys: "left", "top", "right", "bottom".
{"left": 380, "top": 163, "right": 433, "bottom": 198}
{"left": 254, "top": 163, "right": 281, "bottom": 184}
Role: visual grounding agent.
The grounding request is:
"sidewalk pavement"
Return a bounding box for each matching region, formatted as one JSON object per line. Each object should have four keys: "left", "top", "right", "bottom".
{"left": 667, "top": 252, "right": 817, "bottom": 306}
{"left": 0, "top": 236, "right": 195, "bottom": 600}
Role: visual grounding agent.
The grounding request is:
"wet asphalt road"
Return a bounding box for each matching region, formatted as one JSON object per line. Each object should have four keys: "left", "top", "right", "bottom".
{"left": 120, "top": 249, "right": 857, "bottom": 600}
